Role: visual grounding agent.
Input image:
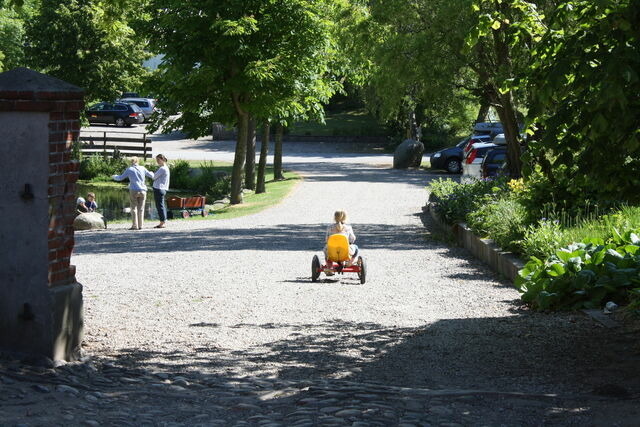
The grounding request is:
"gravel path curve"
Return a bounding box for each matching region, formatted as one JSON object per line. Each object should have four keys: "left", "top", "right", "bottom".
{"left": 64, "top": 148, "right": 640, "bottom": 424}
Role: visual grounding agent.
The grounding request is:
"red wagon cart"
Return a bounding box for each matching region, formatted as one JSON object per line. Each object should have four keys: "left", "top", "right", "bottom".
{"left": 166, "top": 195, "right": 208, "bottom": 218}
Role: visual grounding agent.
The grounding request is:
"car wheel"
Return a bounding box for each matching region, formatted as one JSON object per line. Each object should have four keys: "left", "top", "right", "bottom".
{"left": 446, "top": 158, "right": 462, "bottom": 174}
{"left": 115, "top": 117, "right": 126, "bottom": 127}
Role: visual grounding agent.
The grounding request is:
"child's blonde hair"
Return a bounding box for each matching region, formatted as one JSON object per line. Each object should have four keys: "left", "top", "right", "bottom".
{"left": 86, "top": 192, "right": 95, "bottom": 200}
{"left": 334, "top": 210, "right": 348, "bottom": 232}
{"left": 129, "top": 156, "right": 139, "bottom": 165}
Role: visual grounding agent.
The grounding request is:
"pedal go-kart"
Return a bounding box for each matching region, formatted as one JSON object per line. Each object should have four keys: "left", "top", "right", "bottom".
{"left": 312, "top": 234, "right": 366, "bottom": 284}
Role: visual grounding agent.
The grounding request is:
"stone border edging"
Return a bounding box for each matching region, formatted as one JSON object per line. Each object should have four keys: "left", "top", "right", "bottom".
{"left": 426, "top": 203, "right": 525, "bottom": 283}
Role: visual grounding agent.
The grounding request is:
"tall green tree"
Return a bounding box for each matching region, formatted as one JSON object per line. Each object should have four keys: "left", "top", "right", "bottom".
{"left": 344, "top": 0, "right": 482, "bottom": 142}
{"left": 24, "top": 0, "right": 149, "bottom": 101}
{"left": 526, "top": 0, "right": 640, "bottom": 204}
{"left": 465, "top": 0, "right": 547, "bottom": 177}
{"left": 0, "top": 0, "right": 36, "bottom": 71}
{"left": 147, "top": 0, "right": 341, "bottom": 204}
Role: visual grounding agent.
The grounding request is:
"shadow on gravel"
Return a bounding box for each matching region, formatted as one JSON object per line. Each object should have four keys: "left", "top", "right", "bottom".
{"left": 286, "top": 161, "right": 434, "bottom": 187}
{"left": 280, "top": 277, "right": 364, "bottom": 286}
{"left": 108, "top": 317, "right": 640, "bottom": 405}
{"left": 74, "top": 222, "right": 430, "bottom": 255}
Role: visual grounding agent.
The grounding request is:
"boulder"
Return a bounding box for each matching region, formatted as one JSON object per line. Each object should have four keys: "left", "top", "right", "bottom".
{"left": 393, "top": 139, "right": 424, "bottom": 169}
{"left": 73, "top": 212, "right": 106, "bottom": 231}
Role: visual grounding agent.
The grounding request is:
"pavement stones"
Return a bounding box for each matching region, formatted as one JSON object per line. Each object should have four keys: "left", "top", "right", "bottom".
{"left": 0, "top": 356, "right": 600, "bottom": 426}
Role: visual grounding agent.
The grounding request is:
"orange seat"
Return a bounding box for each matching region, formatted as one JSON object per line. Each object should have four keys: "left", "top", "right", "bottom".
{"left": 326, "top": 234, "right": 351, "bottom": 262}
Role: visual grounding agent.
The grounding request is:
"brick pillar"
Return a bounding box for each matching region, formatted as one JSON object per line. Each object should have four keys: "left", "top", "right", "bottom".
{"left": 0, "top": 67, "right": 84, "bottom": 361}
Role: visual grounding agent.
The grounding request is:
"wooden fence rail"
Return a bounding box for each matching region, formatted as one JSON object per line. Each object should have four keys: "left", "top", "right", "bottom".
{"left": 78, "top": 132, "right": 152, "bottom": 159}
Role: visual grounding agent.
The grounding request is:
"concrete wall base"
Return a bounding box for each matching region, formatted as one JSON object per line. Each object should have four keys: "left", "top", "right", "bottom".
{"left": 51, "top": 282, "right": 84, "bottom": 361}
{"left": 427, "top": 204, "right": 525, "bottom": 283}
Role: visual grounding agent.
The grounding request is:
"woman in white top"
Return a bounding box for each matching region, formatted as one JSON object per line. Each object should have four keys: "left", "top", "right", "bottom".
{"left": 112, "top": 157, "right": 154, "bottom": 230}
{"left": 152, "top": 154, "right": 171, "bottom": 229}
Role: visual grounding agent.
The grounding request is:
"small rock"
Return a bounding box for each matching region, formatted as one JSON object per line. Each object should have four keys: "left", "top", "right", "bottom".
{"left": 604, "top": 301, "right": 618, "bottom": 314}
{"left": 1, "top": 376, "right": 15, "bottom": 385}
{"left": 85, "top": 394, "right": 98, "bottom": 403}
{"left": 233, "top": 403, "right": 261, "bottom": 411}
{"left": 56, "top": 385, "right": 80, "bottom": 395}
{"left": 174, "top": 379, "right": 189, "bottom": 387}
{"left": 32, "top": 384, "right": 51, "bottom": 393}
{"left": 335, "top": 409, "right": 362, "bottom": 417}
{"left": 319, "top": 406, "right": 341, "bottom": 414}
{"left": 429, "top": 406, "right": 452, "bottom": 416}
{"left": 404, "top": 400, "right": 424, "bottom": 412}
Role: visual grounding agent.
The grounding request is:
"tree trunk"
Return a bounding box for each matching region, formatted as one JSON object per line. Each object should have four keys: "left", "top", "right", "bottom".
{"left": 256, "top": 121, "right": 270, "bottom": 194}
{"left": 273, "top": 123, "right": 284, "bottom": 180}
{"left": 408, "top": 109, "right": 418, "bottom": 140}
{"left": 498, "top": 91, "right": 522, "bottom": 178}
{"left": 491, "top": 6, "right": 522, "bottom": 178}
{"left": 244, "top": 117, "right": 256, "bottom": 191}
{"left": 230, "top": 112, "right": 248, "bottom": 204}
{"left": 475, "top": 96, "right": 490, "bottom": 123}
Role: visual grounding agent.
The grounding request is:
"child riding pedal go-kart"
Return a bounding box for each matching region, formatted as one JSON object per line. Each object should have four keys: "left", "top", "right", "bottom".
{"left": 311, "top": 210, "right": 366, "bottom": 284}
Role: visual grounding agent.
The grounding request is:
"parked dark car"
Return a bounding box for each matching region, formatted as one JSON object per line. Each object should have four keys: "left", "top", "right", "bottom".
{"left": 481, "top": 146, "right": 507, "bottom": 178}
{"left": 121, "top": 92, "right": 139, "bottom": 98}
{"left": 431, "top": 134, "right": 494, "bottom": 174}
{"left": 86, "top": 102, "right": 144, "bottom": 127}
{"left": 430, "top": 138, "right": 467, "bottom": 174}
{"left": 118, "top": 97, "right": 157, "bottom": 122}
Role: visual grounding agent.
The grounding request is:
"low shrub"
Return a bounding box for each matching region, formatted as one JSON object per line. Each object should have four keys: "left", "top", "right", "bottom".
{"left": 467, "top": 196, "right": 528, "bottom": 253}
{"left": 202, "top": 176, "right": 231, "bottom": 201}
{"left": 516, "top": 230, "right": 640, "bottom": 311}
{"left": 192, "top": 162, "right": 230, "bottom": 200}
{"left": 520, "top": 220, "right": 564, "bottom": 259}
{"left": 429, "top": 178, "right": 507, "bottom": 224}
{"left": 170, "top": 160, "right": 191, "bottom": 189}
{"left": 79, "top": 154, "right": 128, "bottom": 181}
{"left": 519, "top": 206, "right": 640, "bottom": 260}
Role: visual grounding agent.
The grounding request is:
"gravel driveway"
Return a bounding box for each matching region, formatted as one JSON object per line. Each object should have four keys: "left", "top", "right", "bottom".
{"left": 63, "top": 147, "right": 640, "bottom": 425}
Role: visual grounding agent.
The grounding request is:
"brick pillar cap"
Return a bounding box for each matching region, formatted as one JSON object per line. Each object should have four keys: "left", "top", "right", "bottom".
{"left": 0, "top": 67, "right": 84, "bottom": 100}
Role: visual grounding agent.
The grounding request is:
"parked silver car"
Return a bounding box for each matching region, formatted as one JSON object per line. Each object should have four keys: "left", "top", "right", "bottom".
{"left": 117, "top": 97, "right": 157, "bottom": 122}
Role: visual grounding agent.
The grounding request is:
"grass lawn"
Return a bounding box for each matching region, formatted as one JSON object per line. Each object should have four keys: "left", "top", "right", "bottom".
{"left": 196, "top": 171, "right": 300, "bottom": 221}
{"left": 289, "top": 108, "right": 387, "bottom": 137}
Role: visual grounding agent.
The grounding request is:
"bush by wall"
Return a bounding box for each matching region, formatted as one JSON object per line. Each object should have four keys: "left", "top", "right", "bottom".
{"left": 428, "top": 177, "right": 640, "bottom": 312}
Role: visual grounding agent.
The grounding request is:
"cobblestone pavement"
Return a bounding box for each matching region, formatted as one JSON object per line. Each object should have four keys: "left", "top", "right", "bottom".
{"left": 3, "top": 144, "right": 640, "bottom": 426}
{"left": 1, "top": 356, "right": 630, "bottom": 426}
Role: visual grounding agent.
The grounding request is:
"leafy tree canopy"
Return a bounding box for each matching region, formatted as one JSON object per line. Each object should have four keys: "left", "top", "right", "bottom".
{"left": 525, "top": 0, "right": 640, "bottom": 205}
{"left": 24, "top": 0, "right": 149, "bottom": 101}
{"left": 147, "top": 0, "right": 342, "bottom": 136}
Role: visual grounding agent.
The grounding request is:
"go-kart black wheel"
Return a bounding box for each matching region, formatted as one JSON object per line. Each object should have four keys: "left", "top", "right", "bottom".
{"left": 358, "top": 256, "right": 366, "bottom": 284}
{"left": 312, "top": 255, "right": 321, "bottom": 282}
